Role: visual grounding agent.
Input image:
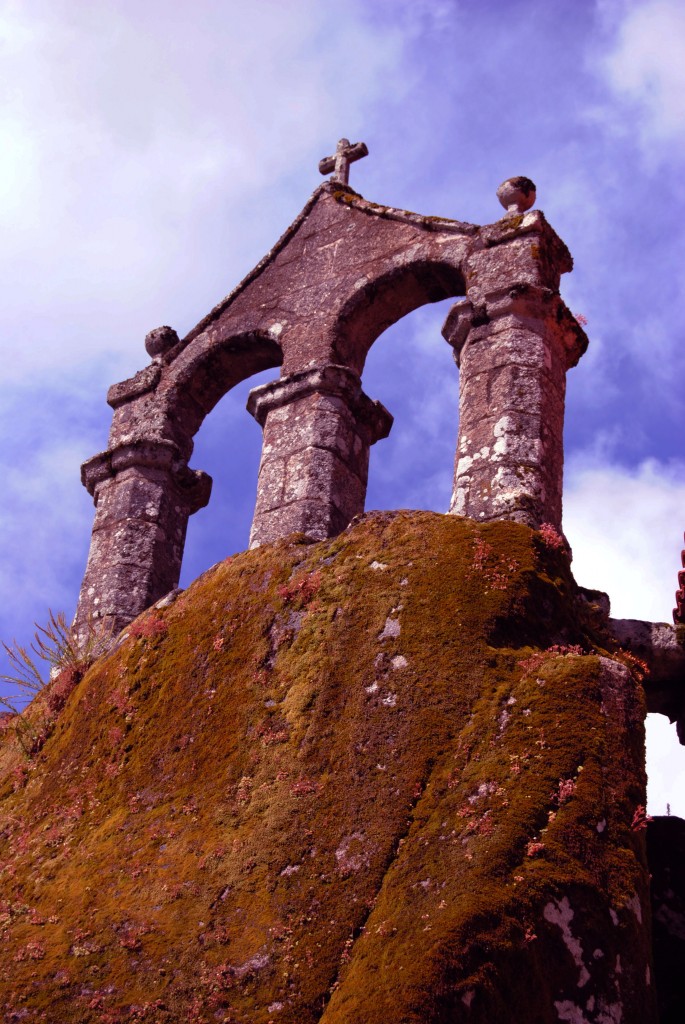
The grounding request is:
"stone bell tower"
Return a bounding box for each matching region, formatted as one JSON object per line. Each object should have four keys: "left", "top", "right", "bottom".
{"left": 73, "top": 144, "right": 587, "bottom": 640}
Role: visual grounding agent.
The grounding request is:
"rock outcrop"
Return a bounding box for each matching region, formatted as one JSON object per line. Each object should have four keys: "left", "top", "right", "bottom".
{"left": 0, "top": 513, "right": 669, "bottom": 1022}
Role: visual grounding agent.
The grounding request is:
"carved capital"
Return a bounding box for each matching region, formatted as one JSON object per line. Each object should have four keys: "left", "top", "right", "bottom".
{"left": 442, "top": 285, "right": 588, "bottom": 370}
{"left": 247, "top": 364, "right": 393, "bottom": 444}
{"left": 441, "top": 299, "right": 480, "bottom": 365}
{"left": 81, "top": 438, "right": 211, "bottom": 512}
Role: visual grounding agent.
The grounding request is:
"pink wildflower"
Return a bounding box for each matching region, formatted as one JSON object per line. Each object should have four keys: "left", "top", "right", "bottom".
{"left": 538, "top": 522, "right": 565, "bottom": 551}
{"left": 631, "top": 804, "right": 653, "bottom": 831}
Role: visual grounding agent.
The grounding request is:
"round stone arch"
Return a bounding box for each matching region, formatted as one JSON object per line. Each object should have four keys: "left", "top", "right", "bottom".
{"left": 75, "top": 328, "right": 282, "bottom": 639}
{"left": 246, "top": 257, "right": 468, "bottom": 548}
{"left": 154, "top": 328, "right": 284, "bottom": 462}
{"left": 331, "top": 257, "right": 467, "bottom": 375}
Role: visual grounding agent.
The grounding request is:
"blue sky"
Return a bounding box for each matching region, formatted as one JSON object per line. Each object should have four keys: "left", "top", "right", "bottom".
{"left": 1, "top": 0, "right": 684, "bottom": 810}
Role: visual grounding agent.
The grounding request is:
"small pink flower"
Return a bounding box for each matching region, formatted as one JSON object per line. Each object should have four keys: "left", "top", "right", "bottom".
{"left": 538, "top": 523, "right": 565, "bottom": 550}
{"left": 631, "top": 804, "right": 652, "bottom": 831}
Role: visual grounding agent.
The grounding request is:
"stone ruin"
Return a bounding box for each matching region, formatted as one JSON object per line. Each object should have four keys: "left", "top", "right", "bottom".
{"left": 72, "top": 140, "right": 685, "bottom": 737}
{"left": 74, "top": 142, "right": 588, "bottom": 640}
{"left": 65, "top": 138, "right": 685, "bottom": 1021}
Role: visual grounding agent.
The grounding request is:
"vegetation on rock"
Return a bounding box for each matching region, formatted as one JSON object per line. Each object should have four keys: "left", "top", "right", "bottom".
{"left": 0, "top": 512, "right": 655, "bottom": 1022}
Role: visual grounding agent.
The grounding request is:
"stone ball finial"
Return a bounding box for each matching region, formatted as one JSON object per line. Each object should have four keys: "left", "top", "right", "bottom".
{"left": 496, "top": 176, "right": 536, "bottom": 215}
{"left": 145, "top": 325, "right": 179, "bottom": 361}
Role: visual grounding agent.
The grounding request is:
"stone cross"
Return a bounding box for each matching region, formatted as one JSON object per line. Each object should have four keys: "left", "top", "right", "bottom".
{"left": 319, "top": 138, "right": 368, "bottom": 186}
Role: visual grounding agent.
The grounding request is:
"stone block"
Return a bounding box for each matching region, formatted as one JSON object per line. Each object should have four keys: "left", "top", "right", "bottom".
{"left": 261, "top": 392, "right": 356, "bottom": 461}
{"left": 283, "top": 446, "right": 365, "bottom": 511}
{"left": 253, "top": 457, "right": 286, "bottom": 515}
{"left": 461, "top": 324, "right": 552, "bottom": 372}
{"left": 466, "top": 237, "right": 550, "bottom": 294}
{"left": 92, "top": 472, "right": 168, "bottom": 526}
{"left": 250, "top": 499, "right": 348, "bottom": 548}
{"left": 99, "top": 519, "right": 171, "bottom": 569}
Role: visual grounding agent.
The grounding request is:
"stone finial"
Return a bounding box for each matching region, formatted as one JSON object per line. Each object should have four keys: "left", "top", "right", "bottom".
{"left": 145, "top": 325, "right": 179, "bottom": 361}
{"left": 496, "top": 176, "right": 536, "bottom": 215}
{"left": 319, "top": 138, "right": 368, "bottom": 187}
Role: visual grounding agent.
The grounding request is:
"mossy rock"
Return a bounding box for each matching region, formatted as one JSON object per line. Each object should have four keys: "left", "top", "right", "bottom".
{"left": 0, "top": 512, "right": 657, "bottom": 1022}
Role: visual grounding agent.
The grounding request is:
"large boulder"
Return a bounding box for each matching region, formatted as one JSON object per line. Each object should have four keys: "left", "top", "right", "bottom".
{"left": 0, "top": 512, "right": 658, "bottom": 1022}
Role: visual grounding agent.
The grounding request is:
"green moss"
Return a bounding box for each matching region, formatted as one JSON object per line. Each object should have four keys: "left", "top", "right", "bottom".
{"left": 0, "top": 512, "right": 652, "bottom": 1023}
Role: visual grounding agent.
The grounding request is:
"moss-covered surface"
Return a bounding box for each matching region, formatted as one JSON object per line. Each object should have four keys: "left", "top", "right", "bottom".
{"left": 0, "top": 512, "right": 656, "bottom": 1022}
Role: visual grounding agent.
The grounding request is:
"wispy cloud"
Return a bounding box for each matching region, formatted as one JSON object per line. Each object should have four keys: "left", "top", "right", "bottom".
{"left": 600, "top": 0, "right": 685, "bottom": 159}
{"left": 0, "top": 0, "right": 407, "bottom": 383}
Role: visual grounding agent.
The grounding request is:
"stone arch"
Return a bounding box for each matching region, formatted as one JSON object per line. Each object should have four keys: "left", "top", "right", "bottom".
{"left": 75, "top": 330, "right": 282, "bottom": 638}
{"left": 359, "top": 297, "right": 462, "bottom": 516}
{"left": 157, "top": 329, "right": 283, "bottom": 461}
{"left": 332, "top": 258, "right": 466, "bottom": 374}
{"left": 75, "top": 177, "right": 587, "bottom": 638}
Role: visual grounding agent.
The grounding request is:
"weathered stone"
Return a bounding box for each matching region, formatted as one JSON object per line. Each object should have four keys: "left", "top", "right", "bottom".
{"left": 75, "top": 172, "right": 584, "bottom": 638}
{"left": 144, "top": 324, "right": 180, "bottom": 361}
{"left": 106, "top": 364, "right": 161, "bottom": 409}
{"left": 247, "top": 365, "right": 391, "bottom": 547}
{"left": 444, "top": 284, "right": 586, "bottom": 530}
{"left": 74, "top": 440, "right": 211, "bottom": 640}
{"left": 609, "top": 618, "right": 685, "bottom": 741}
{"left": 5, "top": 513, "right": 661, "bottom": 1022}
{"left": 496, "top": 175, "right": 537, "bottom": 214}
{"left": 318, "top": 137, "right": 368, "bottom": 186}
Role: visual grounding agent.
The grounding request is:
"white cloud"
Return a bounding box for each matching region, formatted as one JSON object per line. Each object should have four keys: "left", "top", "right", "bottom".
{"left": 564, "top": 454, "right": 684, "bottom": 621}
{"left": 600, "top": 0, "right": 685, "bottom": 156}
{"left": 646, "top": 714, "right": 685, "bottom": 816}
{"left": 0, "top": 0, "right": 407, "bottom": 383}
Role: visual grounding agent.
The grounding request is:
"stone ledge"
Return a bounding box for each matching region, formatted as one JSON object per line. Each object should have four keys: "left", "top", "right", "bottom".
{"left": 81, "top": 439, "right": 212, "bottom": 512}
{"left": 106, "top": 363, "right": 161, "bottom": 408}
{"left": 442, "top": 286, "right": 588, "bottom": 368}
{"left": 610, "top": 617, "right": 685, "bottom": 743}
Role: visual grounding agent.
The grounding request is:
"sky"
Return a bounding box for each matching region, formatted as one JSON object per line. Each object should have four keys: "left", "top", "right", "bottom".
{"left": 1, "top": 0, "right": 684, "bottom": 813}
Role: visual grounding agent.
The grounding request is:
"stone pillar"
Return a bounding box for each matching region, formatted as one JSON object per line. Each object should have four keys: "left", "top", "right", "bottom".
{"left": 247, "top": 365, "right": 392, "bottom": 547}
{"left": 443, "top": 285, "right": 585, "bottom": 531}
{"left": 441, "top": 179, "right": 588, "bottom": 532}
{"left": 73, "top": 439, "right": 211, "bottom": 640}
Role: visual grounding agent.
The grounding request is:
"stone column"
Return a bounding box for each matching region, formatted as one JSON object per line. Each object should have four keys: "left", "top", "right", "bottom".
{"left": 247, "top": 364, "right": 392, "bottom": 547}
{"left": 441, "top": 178, "right": 588, "bottom": 534}
{"left": 73, "top": 439, "right": 211, "bottom": 641}
{"left": 443, "top": 284, "right": 585, "bottom": 531}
